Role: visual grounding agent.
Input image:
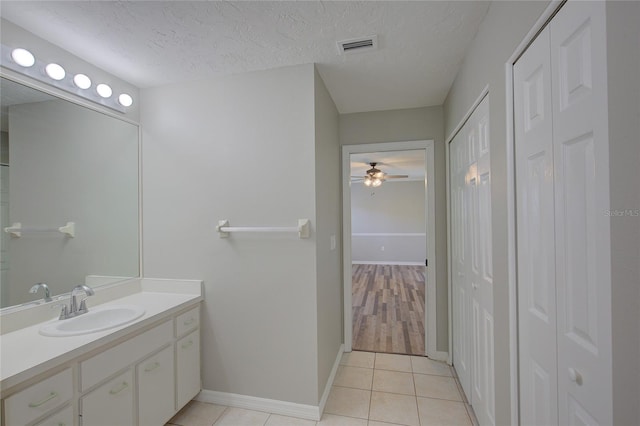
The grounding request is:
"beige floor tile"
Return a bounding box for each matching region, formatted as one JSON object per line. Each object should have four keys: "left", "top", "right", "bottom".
{"left": 317, "top": 414, "right": 368, "bottom": 426}
{"left": 324, "top": 386, "right": 371, "bottom": 419}
{"left": 372, "top": 370, "right": 415, "bottom": 395}
{"left": 169, "top": 401, "right": 227, "bottom": 426}
{"left": 416, "top": 397, "right": 471, "bottom": 426}
{"left": 264, "top": 414, "right": 317, "bottom": 426}
{"left": 334, "top": 365, "right": 374, "bottom": 390}
{"left": 374, "top": 353, "right": 412, "bottom": 372}
{"left": 410, "top": 357, "right": 452, "bottom": 377}
{"left": 413, "top": 374, "right": 462, "bottom": 402}
{"left": 214, "top": 407, "right": 270, "bottom": 426}
{"left": 340, "top": 351, "right": 376, "bottom": 369}
{"left": 369, "top": 391, "right": 419, "bottom": 426}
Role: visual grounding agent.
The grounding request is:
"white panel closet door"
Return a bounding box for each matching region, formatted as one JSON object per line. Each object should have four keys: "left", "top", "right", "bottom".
{"left": 451, "top": 95, "right": 494, "bottom": 426}
{"left": 514, "top": 26, "right": 558, "bottom": 426}
{"left": 550, "top": 2, "right": 612, "bottom": 424}
{"left": 515, "top": 1, "right": 612, "bottom": 425}
{"left": 451, "top": 128, "right": 471, "bottom": 398}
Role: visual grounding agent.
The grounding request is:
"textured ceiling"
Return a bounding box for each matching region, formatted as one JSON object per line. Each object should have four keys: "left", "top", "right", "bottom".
{"left": 0, "top": 1, "right": 490, "bottom": 114}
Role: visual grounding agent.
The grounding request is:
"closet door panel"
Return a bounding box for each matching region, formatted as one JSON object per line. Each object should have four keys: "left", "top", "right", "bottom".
{"left": 514, "top": 25, "right": 558, "bottom": 426}
{"left": 550, "top": 2, "right": 612, "bottom": 424}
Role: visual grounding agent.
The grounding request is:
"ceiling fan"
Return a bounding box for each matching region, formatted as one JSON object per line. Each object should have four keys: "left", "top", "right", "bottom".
{"left": 351, "top": 162, "right": 408, "bottom": 187}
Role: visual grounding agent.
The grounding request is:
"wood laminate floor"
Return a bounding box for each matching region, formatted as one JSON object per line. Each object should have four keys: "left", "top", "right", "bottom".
{"left": 352, "top": 264, "right": 426, "bottom": 356}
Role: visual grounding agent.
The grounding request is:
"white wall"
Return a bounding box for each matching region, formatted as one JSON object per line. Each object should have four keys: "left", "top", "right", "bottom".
{"left": 313, "top": 67, "right": 342, "bottom": 400}
{"left": 7, "top": 99, "right": 139, "bottom": 305}
{"left": 351, "top": 180, "right": 426, "bottom": 264}
{"left": 606, "top": 2, "right": 640, "bottom": 424}
{"left": 443, "top": 2, "right": 550, "bottom": 424}
{"left": 339, "top": 106, "right": 448, "bottom": 351}
{"left": 141, "top": 63, "right": 341, "bottom": 406}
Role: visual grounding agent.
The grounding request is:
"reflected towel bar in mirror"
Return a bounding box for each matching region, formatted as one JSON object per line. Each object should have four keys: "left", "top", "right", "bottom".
{"left": 4, "top": 221, "right": 75, "bottom": 238}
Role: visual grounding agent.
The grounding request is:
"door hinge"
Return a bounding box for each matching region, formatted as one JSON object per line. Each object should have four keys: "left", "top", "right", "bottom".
{"left": 425, "top": 258, "right": 428, "bottom": 267}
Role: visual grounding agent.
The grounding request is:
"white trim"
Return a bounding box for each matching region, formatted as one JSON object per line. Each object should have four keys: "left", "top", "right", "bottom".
{"left": 504, "top": 2, "right": 565, "bottom": 425}
{"left": 351, "top": 233, "right": 426, "bottom": 237}
{"left": 342, "top": 140, "right": 437, "bottom": 358}
{"left": 318, "top": 344, "right": 344, "bottom": 418}
{"left": 196, "top": 390, "right": 321, "bottom": 421}
{"left": 197, "top": 344, "right": 344, "bottom": 422}
{"left": 352, "top": 261, "right": 424, "bottom": 266}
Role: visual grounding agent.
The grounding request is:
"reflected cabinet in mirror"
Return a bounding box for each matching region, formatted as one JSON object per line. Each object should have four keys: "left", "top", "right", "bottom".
{"left": 0, "top": 77, "right": 139, "bottom": 309}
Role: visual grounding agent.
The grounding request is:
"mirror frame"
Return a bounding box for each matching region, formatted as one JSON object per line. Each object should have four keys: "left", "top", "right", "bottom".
{"left": 0, "top": 70, "right": 143, "bottom": 313}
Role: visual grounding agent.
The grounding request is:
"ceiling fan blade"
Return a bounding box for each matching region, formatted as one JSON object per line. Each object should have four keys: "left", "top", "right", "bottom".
{"left": 384, "top": 174, "right": 409, "bottom": 179}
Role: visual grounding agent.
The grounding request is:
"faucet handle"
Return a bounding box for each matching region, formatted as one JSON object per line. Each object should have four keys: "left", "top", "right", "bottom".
{"left": 51, "top": 303, "right": 69, "bottom": 320}
{"left": 78, "top": 298, "right": 90, "bottom": 313}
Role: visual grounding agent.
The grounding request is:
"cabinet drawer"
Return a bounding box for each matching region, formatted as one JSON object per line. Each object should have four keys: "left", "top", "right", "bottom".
{"left": 176, "top": 330, "right": 201, "bottom": 409}
{"left": 4, "top": 368, "right": 72, "bottom": 426}
{"left": 137, "top": 345, "right": 175, "bottom": 426}
{"left": 175, "top": 306, "right": 199, "bottom": 337}
{"left": 80, "top": 320, "right": 172, "bottom": 391}
{"left": 81, "top": 369, "right": 134, "bottom": 426}
{"left": 33, "top": 404, "right": 74, "bottom": 426}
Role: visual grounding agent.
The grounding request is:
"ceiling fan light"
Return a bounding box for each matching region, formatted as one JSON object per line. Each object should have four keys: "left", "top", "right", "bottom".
{"left": 364, "top": 176, "right": 372, "bottom": 186}
{"left": 372, "top": 178, "right": 382, "bottom": 187}
{"left": 374, "top": 171, "right": 384, "bottom": 179}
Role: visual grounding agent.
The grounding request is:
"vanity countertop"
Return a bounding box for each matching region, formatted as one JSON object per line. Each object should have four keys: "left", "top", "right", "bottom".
{"left": 0, "top": 278, "right": 203, "bottom": 393}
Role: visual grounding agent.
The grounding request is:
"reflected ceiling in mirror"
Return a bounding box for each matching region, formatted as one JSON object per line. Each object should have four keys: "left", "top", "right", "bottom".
{"left": 0, "top": 77, "right": 140, "bottom": 309}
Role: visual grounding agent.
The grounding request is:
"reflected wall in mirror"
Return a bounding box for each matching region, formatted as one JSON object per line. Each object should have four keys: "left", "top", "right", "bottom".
{"left": 0, "top": 77, "right": 139, "bottom": 309}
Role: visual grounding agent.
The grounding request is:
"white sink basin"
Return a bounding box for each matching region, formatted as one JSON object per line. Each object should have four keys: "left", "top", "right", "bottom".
{"left": 39, "top": 305, "right": 145, "bottom": 337}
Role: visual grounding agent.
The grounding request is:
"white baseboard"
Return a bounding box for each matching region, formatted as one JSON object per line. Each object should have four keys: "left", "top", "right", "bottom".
{"left": 196, "top": 344, "right": 345, "bottom": 422}
{"left": 429, "top": 350, "right": 449, "bottom": 363}
{"left": 352, "top": 261, "right": 424, "bottom": 266}
{"left": 196, "top": 389, "right": 320, "bottom": 421}
{"left": 319, "top": 344, "right": 344, "bottom": 417}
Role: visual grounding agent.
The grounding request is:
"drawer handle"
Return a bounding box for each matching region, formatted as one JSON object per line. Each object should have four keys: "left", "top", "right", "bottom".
{"left": 144, "top": 362, "right": 160, "bottom": 372}
{"left": 109, "top": 381, "right": 129, "bottom": 395}
{"left": 184, "top": 318, "right": 196, "bottom": 326}
{"left": 181, "top": 340, "right": 194, "bottom": 349}
{"left": 28, "top": 391, "right": 58, "bottom": 408}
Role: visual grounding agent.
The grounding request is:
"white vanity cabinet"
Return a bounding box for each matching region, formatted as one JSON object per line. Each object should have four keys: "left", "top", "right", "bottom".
{"left": 3, "top": 368, "right": 73, "bottom": 426}
{"left": 175, "top": 306, "right": 201, "bottom": 409}
{"left": 80, "top": 370, "right": 135, "bottom": 426}
{"left": 137, "top": 345, "right": 175, "bottom": 426}
{"left": 1, "top": 299, "right": 202, "bottom": 426}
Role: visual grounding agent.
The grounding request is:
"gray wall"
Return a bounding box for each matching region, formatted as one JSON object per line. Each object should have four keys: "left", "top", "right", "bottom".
{"left": 351, "top": 181, "right": 426, "bottom": 264}
{"left": 443, "top": 1, "right": 550, "bottom": 424}
{"left": 141, "top": 63, "right": 341, "bottom": 406}
{"left": 606, "top": 2, "right": 640, "bottom": 424}
{"left": 339, "top": 106, "right": 448, "bottom": 351}
{"left": 313, "top": 67, "right": 342, "bottom": 399}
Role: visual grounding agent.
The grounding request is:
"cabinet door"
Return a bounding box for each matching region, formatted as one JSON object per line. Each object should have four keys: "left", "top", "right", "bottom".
{"left": 176, "top": 330, "right": 201, "bottom": 409}
{"left": 81, "top": 370, "right": 134, "bottom": 426}
{"left": 34, "top": 404, "right": 74, "bottom": 426}
{"left": 137, "top": 345, "right": 175, "bottom": 426}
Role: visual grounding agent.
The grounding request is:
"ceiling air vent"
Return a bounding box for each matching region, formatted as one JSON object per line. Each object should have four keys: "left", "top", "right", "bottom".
{"left": 337, "top": 35, "right": 378, "bottom": 55}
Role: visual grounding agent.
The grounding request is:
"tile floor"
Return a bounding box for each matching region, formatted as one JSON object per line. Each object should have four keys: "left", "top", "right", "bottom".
{"left": 166, "top": 351, "right": 477, "bottom": 426}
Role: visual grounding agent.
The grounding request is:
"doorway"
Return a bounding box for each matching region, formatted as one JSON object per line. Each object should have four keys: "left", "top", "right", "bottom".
{"left": 342, "top": 140, "right": 437, "bottom": 358}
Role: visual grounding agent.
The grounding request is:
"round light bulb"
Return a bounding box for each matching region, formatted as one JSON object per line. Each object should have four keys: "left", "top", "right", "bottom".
{"left": 73, "top": 74, "right": 92, "bottom": 89}
{"left": 11, "top": 48, "right": 35, "bottom": 67}
{"left": 96, "top": 83, "right": 113, "bottom": 98}
{"left": 45, "top": 63, "right": 66, "bottom": 80}
{"left": 118, "top": 93, "right": 133, "bottom": 107}
{"left": 372, "top": 178, "right": 382, "bottom": 187}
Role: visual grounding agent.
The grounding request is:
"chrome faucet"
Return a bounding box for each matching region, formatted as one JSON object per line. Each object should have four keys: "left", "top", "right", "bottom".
{"left": 70, "top": 284, "right": 95, "bottom": 316}
{"left": 55, "top": 284, "right": 95, "bottom": 320}
{"left": 29, "top": 283, "right": 52, "bottom": 302}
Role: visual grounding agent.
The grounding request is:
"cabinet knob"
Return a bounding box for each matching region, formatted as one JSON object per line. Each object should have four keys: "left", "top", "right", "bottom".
{"left": 568, "top": 368, "right": 583, "bottom": 385}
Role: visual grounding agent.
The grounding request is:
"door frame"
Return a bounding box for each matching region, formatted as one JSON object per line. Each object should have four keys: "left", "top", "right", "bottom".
{"left": 341, "top": 140, "right": 439, "bottom": 359}
{"left": 504, "top": 1, "right": 566, "bottom": 424}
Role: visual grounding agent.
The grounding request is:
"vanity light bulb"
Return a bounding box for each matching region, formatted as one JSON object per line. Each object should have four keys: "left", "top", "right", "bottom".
{"left": 96, "top": 83, "right": 113, "bottom": 98}
{"left": 73, "top": 74, "right": 92, "bottom": 89}
{"left": 45, "top": 63, "right": 66, "bottom": 81}
{"left": 118, "top": 93, "right": 133, "bottom": 107}
{"left": 11, "top": 48, "right": 35, "bottom": 67}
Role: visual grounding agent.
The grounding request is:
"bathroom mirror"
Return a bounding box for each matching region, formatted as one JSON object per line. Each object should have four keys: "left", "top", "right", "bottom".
{"left": 0, "top": 76, "right": 139, "bottom": 309}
